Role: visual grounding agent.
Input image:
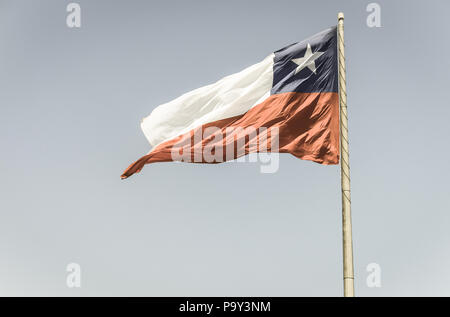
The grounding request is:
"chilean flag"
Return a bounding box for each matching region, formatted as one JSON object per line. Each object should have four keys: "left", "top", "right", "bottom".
{"left": 121, "top": 27, "right": 339, "bottom": 179}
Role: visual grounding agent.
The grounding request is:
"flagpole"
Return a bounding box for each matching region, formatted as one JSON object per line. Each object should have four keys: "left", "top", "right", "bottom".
{"left": 337, "top": 12, "right": 355, "bottom": 297}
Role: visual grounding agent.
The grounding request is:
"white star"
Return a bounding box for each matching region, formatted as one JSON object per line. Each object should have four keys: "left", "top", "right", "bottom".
{"left": 291, "top": 43, "right": 324, "bottom": 75}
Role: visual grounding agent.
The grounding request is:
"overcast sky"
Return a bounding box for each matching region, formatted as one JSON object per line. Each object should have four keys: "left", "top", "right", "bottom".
{"left": 1, "top": 0, "right": 449, "bottom": 296}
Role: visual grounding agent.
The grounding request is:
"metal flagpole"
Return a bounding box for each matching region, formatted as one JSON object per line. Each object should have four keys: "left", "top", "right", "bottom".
{"left": 337, "top": 12, "right": 355, "bottom": 297}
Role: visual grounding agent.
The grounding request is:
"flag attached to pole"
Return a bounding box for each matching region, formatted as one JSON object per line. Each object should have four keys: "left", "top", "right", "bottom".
{"left": 121, "top": 27, "right": 339, "bottom": 179}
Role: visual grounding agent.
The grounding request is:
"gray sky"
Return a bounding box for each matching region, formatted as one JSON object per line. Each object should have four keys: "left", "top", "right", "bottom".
{"left": 0, "top": 0, "right": 449, "bottom": 296}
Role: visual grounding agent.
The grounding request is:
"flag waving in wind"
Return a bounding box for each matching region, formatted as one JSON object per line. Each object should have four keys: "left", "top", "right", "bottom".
{"left": 121, "top": 27, "right": 339, "bottom": 179}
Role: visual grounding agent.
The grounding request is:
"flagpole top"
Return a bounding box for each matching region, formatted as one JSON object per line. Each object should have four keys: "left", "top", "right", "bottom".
{"left": 338, "top": 12, "right": 344, "bottom": 21}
